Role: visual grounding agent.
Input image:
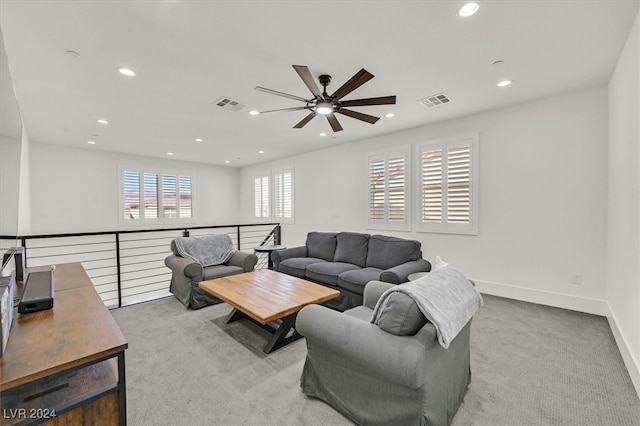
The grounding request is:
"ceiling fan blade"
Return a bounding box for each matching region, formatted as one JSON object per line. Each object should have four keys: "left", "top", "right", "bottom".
{"left": 293, "top": 112, "right": 317, "bottom": 128}
{"left": 259, "top": 106, "right": 309, "bottom": 113}
{"left": 326, "top": 113, "right": 343, "bottom": 132}
{"left": 293, "top": 65, "right": 323, "bottom": 100}
{"left": 339, "top": 95, "right": 396, "bottom": 107}
{"left": 330, "top": 69, "right": 374, "bottom": 100}
{"left": 255, "top": 86, "right": 310, "bottom": 103}
{"left": 336, "top": 108, "right": 380, "bottom": 124}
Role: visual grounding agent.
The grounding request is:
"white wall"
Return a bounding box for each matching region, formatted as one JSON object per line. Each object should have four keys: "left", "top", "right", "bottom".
{"left": 607, "top": 8, "right": 640, "bottom": 396}
{"left": 240, "top": 86, "right": 610, "bottom": 314}
{"left": 0, "top": 135, "right": 21, "bottom": 236}
{"left": 27, "top": 143, "right": 240, "bottom": 234}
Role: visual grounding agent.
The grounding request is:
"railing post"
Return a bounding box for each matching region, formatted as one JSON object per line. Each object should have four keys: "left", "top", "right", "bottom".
{"left": 275, "top": 224, "right": 281, "bottom": 245}
{"left": 182, "top": 229, "right": 189, "bottom": 237}
{"left": 237, "top": 226, "right": 241, "bottom": 250}
{"left": 115, "top": 233, "right": 122, "bottom": 308}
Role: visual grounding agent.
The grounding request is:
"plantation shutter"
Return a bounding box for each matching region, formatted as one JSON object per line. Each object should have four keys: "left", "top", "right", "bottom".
{"left": 123, "top": 171, "right": 140, "bottom": 220}
{"left": 273, "top": 169, "right": 293, "bottom": 222}
{"left": 368, "top": 152, "right": 408, "bottom": 229}
{"left": 162, "top": 175, "right": 177, "bottom": 218}
{"left": 179, "top": 176, "right": 192, "bottom": 218}
{"left": 254, "top": 175, "right": 269, "bottom": 218}
{"left": 143, "top": 173, "right": 159, "bottom": 219}
{"left": 447, "top": 145, "right": 471, "bottom": 224}
{"left": 419, "top": 136, "right": 477, "bottom": 234}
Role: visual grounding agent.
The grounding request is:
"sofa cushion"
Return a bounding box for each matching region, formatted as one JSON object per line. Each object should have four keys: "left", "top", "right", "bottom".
{"left": 334, "top": 232, "right": 370, "bottom": 267}
{"left": 366, "top": 234, "right": 422, "bottom": 270}
{"left": 337, "top": 267, "right": 384, "bottom": 295}
{"left": 376, "top": 291, "right": 428, "bottom": 336}
{"left": 306, "top": 232, "right": 338, "bottom": 262}
{"left": 306, "top": 262, "right": 360, "bottom": 286}
{"left": 202, "top": 265, "right": 244, "bottom": 281}
{"left": 279, "top": 257, "right": 327, "bottom": 278}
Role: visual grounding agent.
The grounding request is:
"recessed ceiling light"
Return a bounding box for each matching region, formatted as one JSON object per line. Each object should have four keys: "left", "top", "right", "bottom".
{"left": 497, "top": 80, "right": 512, "bottom": 87}
{"left": 249, "top": 110, "right": 260, "bottom": 116}
{"left": 87, "top": 140, "right": 96, "bottom": 145}
{"left": 457, "top": 2, "right": 479, "bottom": 17}
{"left": 97, "top": 119, "right": 109, "bottom": 124}
{"left": 385, "top": 113, "right": 395, "bottom": 118}
{"left": 119, "top": 68, "right": 136, "bottom": 77}
{"left": 320, "top": 132, "right": 327, "bottom": 137}
{"left": 258, "top": 150, "right": 265, "bottom": 154}
{"left": 225, "top": 160, "right": 230, "bottom": 164}
{"left": 167, "top": 152, "right": 174, "bottom": 156}
{"left": 195, "top": 138, "right": 203, "bottom": 142}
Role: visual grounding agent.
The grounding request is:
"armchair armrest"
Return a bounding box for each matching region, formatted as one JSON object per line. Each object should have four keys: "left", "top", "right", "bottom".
{"left": 362, "top": 280, "right": 395, "bottom": 309}
{"left": 380, "top": 259, "right": 431, "bottom": 284}
{"left": 271, "top": 245, "right": 308, "bottom": 270}
{"left": 296, "top": 304, "right": 435, "bottom": 388}
{"left": 227, "top": 251, "right": 258, "bottom": 272}
{"left": 165, "top": 254, "right": 204, "bottom": 282}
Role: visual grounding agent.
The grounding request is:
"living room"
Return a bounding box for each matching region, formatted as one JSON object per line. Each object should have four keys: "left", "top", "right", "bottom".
{"left": 1, "top": 1, "right": 639, "bottom": 425}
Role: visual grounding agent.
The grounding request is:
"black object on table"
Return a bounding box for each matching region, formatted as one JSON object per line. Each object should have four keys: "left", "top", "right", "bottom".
{"left": 254, "top": 245, "right": 286, "bottom": 269}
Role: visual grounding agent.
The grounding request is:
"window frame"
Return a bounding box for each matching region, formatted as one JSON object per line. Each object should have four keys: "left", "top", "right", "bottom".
{"left": 416, "top": 133, "right": 478, "bottom": 235}
{"left": 118, "top": 166, "right": 195, "bottom": 227}
{"left": 366, "top": 148, "right": 410, "bottom": 231}
{"left": 254, "top": 172, "right": 270, "bottom": 220}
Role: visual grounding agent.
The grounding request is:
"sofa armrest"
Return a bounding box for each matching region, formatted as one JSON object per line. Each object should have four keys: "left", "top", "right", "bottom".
{"left": 362, "top": 280, "right": 396, "bottom": 309}
{"left": 380, "top": 259, "right": 432, "bottom": 284}
{"left": 165, "top": 254, "right": 204, "bottom": 282}
{"left": 227, "top": 251, "right": 258, "bottom": 272}
{"left": 271, "top": 245, "right": 308, "bottom": 270}
{"left": 296, "top": 304, "right": 433, "bottom": 388}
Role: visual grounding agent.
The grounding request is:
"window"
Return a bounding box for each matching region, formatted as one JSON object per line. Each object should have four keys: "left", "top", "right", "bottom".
{"left": 253, "top": 168, "right": 294, "bottom": 223}
{"left": 121, "top": 169, "right": 193, "bottom": 225}
{"left": 418, "top": 134, "right": 478, "bottom": 234}
{"left": 367, "top": 150, "right": 409, "bottom": 230}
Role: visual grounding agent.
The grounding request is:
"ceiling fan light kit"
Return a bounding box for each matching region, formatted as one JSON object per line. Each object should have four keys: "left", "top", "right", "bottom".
{"left": 255, "top": 65, "right": 396, "bottom": 132}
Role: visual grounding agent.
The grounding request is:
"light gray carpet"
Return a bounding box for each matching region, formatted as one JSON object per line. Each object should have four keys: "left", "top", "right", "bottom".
{"left": 111, "top": 294, "right": 640, "bottom": 426}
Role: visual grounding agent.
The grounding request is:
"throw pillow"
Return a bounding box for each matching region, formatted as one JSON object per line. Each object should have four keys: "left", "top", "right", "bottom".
{"left": 333, "top": 232, "right": 370, "bottom": 267}
{"left": 376, "top": 291, "right": 427, "bottom": 336}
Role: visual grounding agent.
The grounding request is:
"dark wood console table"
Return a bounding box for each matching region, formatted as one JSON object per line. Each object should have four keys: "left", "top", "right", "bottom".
{"left": 0, "top": 263, "right": 128, "bottom": 425}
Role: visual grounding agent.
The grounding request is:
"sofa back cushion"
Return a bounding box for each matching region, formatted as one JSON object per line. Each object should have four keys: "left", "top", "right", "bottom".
{"left": 306, "top": 232, "right": 338, "bottom": 261}
{"left": 334, "top": 232, "right": 370, "bottom": 267}
{"left": 366, "top": 234, "right": 422, "bottom": 270}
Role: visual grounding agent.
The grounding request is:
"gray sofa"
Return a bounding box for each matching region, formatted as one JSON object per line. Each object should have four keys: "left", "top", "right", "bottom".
{"left": 271, "top": 232, "right": 431, "bottom": 310}
{"left": 296, "top": 280, "right": 473, "bottom": 426}
{"left": 165, "top": 236, "right": 258, "bottom": 309}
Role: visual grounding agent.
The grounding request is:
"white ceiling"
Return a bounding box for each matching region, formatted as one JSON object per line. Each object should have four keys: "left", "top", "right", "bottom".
{"left": 1, "top": 1, "right": 638, "bottom": 167}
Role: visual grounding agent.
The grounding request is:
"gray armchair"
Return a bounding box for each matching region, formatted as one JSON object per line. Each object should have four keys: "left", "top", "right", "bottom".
{"left": 165, "top": 249, "right": 257, "bottom": 309}
{"left": 296, "top": 280, "right": 472, "bottom": 426}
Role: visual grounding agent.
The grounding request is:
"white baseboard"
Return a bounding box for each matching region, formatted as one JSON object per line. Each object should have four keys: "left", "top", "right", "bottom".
{"left": 473, "top": 279, "right": 639, "bottom": 400}
{"left": 606, "top": 307, "right": 640, "bottom": 399}
{"left": 473, "top": 279, "right": 608, "bottom": 315}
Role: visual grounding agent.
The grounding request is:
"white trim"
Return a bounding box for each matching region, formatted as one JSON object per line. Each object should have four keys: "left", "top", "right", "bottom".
{"left": 474, "top": 279, "right": 608, "bottom": 316}
{"left": 606, "top": 305, "right": 640, "bottom": 399}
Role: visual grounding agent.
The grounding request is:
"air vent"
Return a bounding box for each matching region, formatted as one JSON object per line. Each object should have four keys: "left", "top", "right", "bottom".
{"left": 418, "top": 93, "right": 451, "bottom": 108}
{"left": 213, "top": 97, "right": 246, "bottom": 112}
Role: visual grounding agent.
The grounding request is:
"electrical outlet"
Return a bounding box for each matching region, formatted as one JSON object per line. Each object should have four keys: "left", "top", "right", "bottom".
{"left": 571, "top": 273, "right": 582, "bottom": 285}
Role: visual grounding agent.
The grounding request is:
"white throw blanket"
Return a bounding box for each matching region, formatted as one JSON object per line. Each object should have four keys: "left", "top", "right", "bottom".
{"left": 171, "top": 234, "right": 235, "bottom": 267}
{"left": 371, "top": 266, "right": 483, "bottom": 348}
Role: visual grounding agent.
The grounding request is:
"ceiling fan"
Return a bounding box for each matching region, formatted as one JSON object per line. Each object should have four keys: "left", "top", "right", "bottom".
{"left": 255, "top": 65, "right": 396, "bottom": 132}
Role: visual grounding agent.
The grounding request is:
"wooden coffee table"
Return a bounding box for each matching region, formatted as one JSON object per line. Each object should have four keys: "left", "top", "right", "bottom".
{"left": 199, "top": 269, "right": 339, "bottom": 353}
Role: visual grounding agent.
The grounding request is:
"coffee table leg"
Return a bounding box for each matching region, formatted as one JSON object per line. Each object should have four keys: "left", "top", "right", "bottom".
{"left": 225, "top": 308, "right": 247, "bottom": 324}
{"left": 263, "top": 313, "right": 302, "bottom": 354}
